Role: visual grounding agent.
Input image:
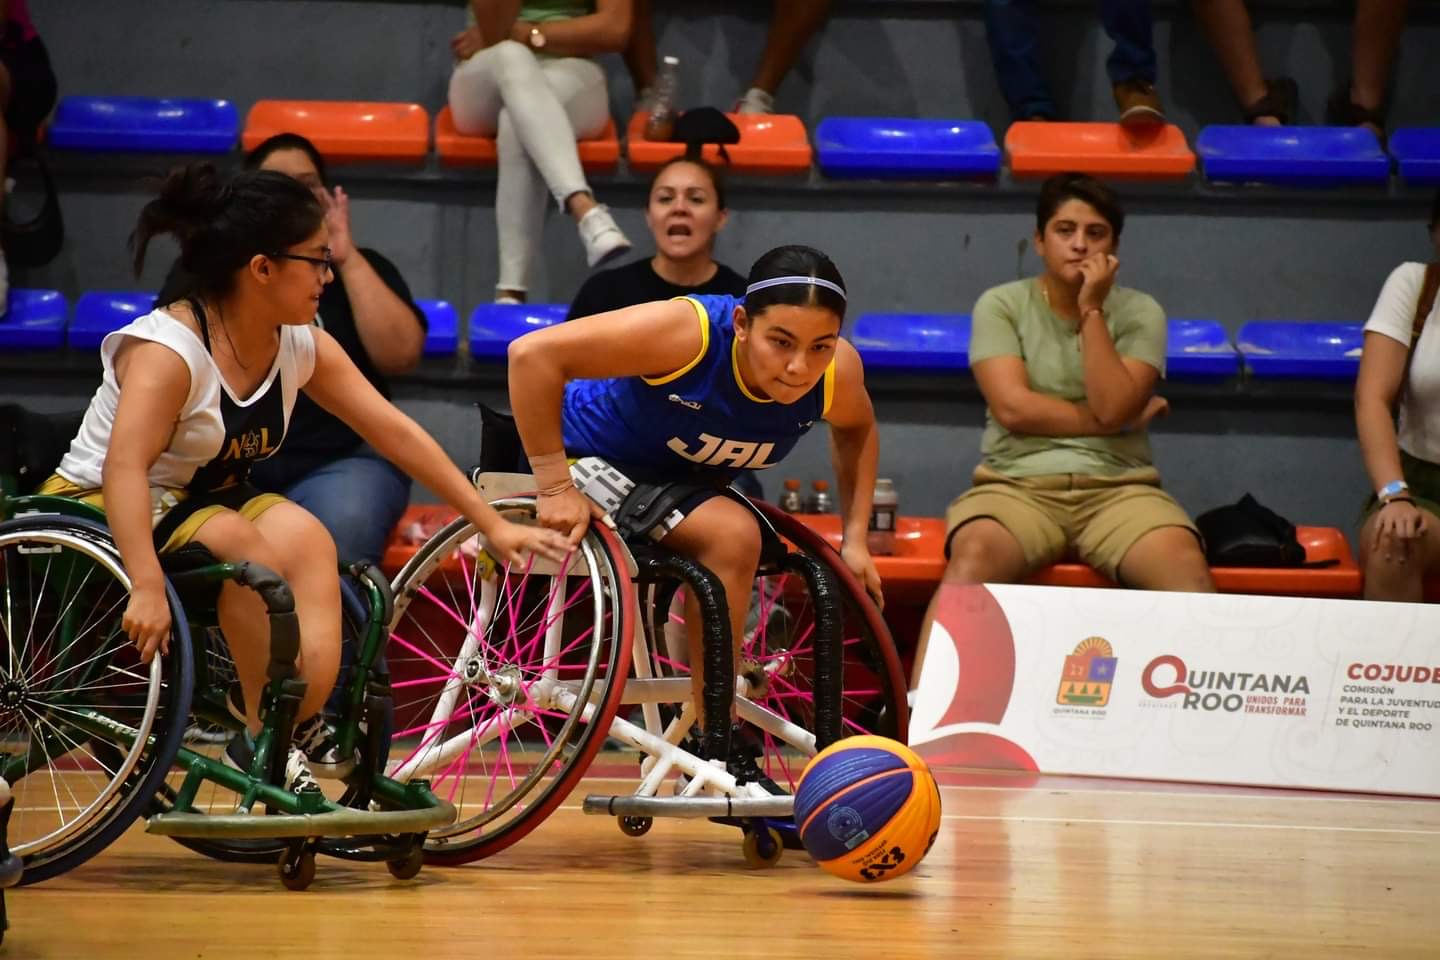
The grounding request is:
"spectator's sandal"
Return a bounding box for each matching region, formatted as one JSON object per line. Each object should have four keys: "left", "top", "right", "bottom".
{"left": 1325, "top": 89, "right": 1386, "bottom": 143}
{"left": 1242, "top": 76, "right": 1298, "bottom": 125}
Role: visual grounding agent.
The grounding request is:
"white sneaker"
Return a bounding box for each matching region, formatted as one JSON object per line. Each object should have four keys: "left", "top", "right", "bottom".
{"left": 577, "top": 205, "right": 631, "bottom": 268}
{"left": 734, "top": 87, "right": 775, "bottom": 115}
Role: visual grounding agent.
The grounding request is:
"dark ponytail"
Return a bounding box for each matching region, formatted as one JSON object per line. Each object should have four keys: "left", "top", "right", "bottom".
{"left": 743, "top": 244, "right": 847, "bottom": 322}
{"left": 133, "top": 162, "right": 323, "bottom": 302}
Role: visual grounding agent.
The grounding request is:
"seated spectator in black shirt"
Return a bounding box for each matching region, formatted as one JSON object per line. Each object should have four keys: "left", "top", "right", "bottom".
{"left": 567, "top": 156, "right": 763, "bottom": 498}
{"left": 567, "top": 156, "right": 744, "bottom": 320}
{"left": 156, "top": 133, "right": 427, "bottom": 565}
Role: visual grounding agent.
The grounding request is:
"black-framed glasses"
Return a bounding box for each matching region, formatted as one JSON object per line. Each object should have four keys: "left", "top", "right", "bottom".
{"left": 270, "top": 250, "right": 333, "bottom": 273}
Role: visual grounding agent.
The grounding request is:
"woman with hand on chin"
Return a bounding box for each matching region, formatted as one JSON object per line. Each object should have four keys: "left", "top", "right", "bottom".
{"left": 934, "top": 172, "right": 1212, "bottom": 598}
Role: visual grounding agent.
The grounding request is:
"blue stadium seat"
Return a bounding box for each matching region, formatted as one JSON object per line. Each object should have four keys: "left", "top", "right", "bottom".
{"left": 417, "top": 299, "right": 457, "bottom": 357}
{"left": 1166, "top": 319, "right": 1239, "bottom": 380}
{"left": 1236, "top": 321, "right": 1363, "bottom": 380}
{"left": 850, "top": 313, "right": 970, "bottom": 372}
{"left": 70, "top": 292, "right": 157, "bottom": 351}
{"left": 814, "top": 118, "right": 1001, "bottom": 180}
{"left": 1388, "top": 128, "right": 1440, "bottom": 187}
{"left": 469, "top": 303, "right": 566, "bottom": 361}
{"left": 0, "top": 290, "right": 68, "bottom": 351}
{"left": 49, "top": 96, "right": 239, "bottom": 153}
{"left": 1196, "top": 126, "right": 1389, "bottom": 186}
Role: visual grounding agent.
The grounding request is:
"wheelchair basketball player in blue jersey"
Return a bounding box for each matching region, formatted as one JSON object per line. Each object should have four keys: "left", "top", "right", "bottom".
{"left": 507, "top": 244, "right": 884, "bottom": 780}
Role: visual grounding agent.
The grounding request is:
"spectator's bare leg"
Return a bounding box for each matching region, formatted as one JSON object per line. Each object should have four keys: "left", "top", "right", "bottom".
{"left": 1115, "top": 527, "right": 1216, "bottom": 592}
{"left": 1191, "top": 0, "right": 1277, "bottom": 124}
{"left": 912, "top": 520, "right": 1030, "bottom": 684}
{"left": 1359, "top": 508, "right": 1440, "bottom": 603}
{"left": 747, "top": 0, "right": 832, "bottom": 97}
{"left": 1349, "top": 0, "right": 1409, "bottom": 118}
{"left": 624, "top": 0, "right": 659, "bottom": 101}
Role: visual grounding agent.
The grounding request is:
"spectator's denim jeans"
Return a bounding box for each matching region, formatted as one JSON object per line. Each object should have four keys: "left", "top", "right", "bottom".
{"left": 984, "top": 0, "right": 1157, "bottom": 121}
{"left": 449, "top": 41, "right": 611, "bottom": 292}
{"left": 282, "top": 447, "right": 411, "bottom": 566}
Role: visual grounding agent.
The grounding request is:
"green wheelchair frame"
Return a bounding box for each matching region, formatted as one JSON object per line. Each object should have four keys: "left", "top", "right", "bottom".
{"left": 0, "top": 488, "right": 456, "bottom": 890}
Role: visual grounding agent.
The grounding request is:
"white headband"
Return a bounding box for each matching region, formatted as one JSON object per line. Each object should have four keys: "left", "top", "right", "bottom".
{"left": 744, "top": 275, "right": 847, "bottom": 301}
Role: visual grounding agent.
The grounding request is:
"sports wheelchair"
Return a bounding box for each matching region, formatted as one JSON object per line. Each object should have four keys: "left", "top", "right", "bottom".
{"left": 382, "top": 415, "right": 909, "bottom": 868}
{"left": 0, "top": 408, "right": 454, "bottom": 891}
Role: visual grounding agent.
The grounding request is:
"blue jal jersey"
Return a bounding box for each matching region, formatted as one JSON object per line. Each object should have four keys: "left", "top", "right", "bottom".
{"left": 561, "top": 295, "right": 836, "bottom": 480}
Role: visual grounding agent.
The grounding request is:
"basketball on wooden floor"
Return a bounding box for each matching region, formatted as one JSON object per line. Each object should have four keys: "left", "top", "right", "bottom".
{"left": 793, "top": 735, "right": 942, "bottom": 883}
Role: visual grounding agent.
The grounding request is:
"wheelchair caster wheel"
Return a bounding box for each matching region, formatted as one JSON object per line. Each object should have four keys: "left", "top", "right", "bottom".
{"left": 742, "top": 826, "right": 784, "bottom": 868}
{"left": 387, "top": 841, "right": 425, "bottom": 880}
{"left": 278, "top": 845, "right": 316, "bottom": 891}
{"left": 618, "top": 816, "right": 652, "bottom": 838}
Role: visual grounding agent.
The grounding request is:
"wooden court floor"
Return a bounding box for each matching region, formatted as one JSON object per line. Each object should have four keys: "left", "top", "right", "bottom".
{"left": 9, "top": 766, "right": 1439, "bottom": 959}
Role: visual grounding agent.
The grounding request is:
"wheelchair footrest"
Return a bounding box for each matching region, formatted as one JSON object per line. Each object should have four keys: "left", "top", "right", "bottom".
{"left": 145, "top": 800, "right": 456, "bottom": 840}
{"left": 582, "top": 794, "right": 793, "bottom": 819}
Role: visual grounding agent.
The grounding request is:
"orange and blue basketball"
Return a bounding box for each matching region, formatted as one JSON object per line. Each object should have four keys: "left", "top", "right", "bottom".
{"left": 793, "top": 735, "right": 942, "bottom": 883}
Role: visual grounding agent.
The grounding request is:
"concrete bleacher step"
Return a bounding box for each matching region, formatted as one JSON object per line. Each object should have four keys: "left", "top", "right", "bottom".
{"left": 434, "top": 106, "right": 619, "bottom": 173}
{"left": 625, "top": 112, "right": 812, "bottom": 175}
{"left": 243, "top": 100, "right": 430, "bottom": 164}
{"left": 814, "top": 118, "right": 1001, "bottom": 180}
{"left": 416, "top": 299, "right": 457, "bottom": 357}
{"left": 70, "top": 291, "right": 156, "bottom": 350}
{"left": 49, "top": 96, "right": 239, "bottom": 153}
{"left": 1237, "top": 321, "right": 1363, "bottom": 380}
{"left": 1004, "top": 121, "right": 1196, "bottom": 180}
{"left": 0, "top": 290, "right": 69, "bottom": 351}
{"left": 1388, "top": 128, "right": 1440, "bottom": 187}
{"left": 1196, "top": 126, "right": 1390, "bottom": 186}
{"left": 469, "top": 303, "right": 566, "bottom": 362}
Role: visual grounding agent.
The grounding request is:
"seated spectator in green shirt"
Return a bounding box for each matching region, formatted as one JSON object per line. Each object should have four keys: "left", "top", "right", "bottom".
{"left": 941, "top": 173, "right": 1213, "bottom": 592}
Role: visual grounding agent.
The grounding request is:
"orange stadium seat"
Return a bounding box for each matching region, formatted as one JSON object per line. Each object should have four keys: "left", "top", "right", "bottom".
{"left": 625, "top": 112, "right": 812, "bottom": 175}
{"left": 1005, "top": 121, "right": 1196, "bottom": 180}
{"left": 793, "top": 514, "right": 1362, "bottom": 600}
{"left": 243, "top": 100, "right": 430, "bottom": 163}
{"left": 434, "top": 106, "right": 620, "bottom": 172}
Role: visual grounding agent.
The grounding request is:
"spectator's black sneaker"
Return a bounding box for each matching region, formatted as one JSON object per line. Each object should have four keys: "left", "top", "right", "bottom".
{"left": 292, "top": 714, "right": 355, "bottom": 779}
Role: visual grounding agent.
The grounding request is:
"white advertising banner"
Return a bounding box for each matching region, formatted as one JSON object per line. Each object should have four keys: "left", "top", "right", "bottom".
{"left": 909, "top": 583, "right": 1440, "bottom": 796}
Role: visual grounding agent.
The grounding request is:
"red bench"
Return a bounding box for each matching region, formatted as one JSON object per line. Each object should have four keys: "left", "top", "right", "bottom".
{"left": 381, "top": 506, "right": 1366, "bottom": 601}
{"left": 243, "top": 100, "right": 430, "bottom": 164}
{"left": 434, "top": 106, "right": 620, "bottom": 173}
{"left": 789, "top": 514, "right": 1363, "bottom": 600}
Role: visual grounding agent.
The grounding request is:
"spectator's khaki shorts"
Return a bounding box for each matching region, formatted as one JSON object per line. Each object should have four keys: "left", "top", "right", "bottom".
{"left": 944, "top": 465, "right": 1201, "bottom": 582}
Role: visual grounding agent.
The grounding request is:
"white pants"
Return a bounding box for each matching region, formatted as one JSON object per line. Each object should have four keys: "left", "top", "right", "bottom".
{"left": 448, "top": 41, "right": 610, "bottom": 292}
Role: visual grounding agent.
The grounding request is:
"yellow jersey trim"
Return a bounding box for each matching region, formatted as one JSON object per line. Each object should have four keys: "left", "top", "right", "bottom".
{"left": 822, "top": 359, "right": 837, "bottom": 416}
{"left": 642, "top": 297, "right": 710, "bottom": 386}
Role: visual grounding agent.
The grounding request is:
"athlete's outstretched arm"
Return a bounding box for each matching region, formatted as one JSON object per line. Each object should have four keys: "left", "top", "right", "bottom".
{"left": 507, "top": 298, "right": 706, "bottom": 542}
{"left": 823, "top": 340, "right": 883, "bottom": 607}
{"left": 303, "top": 328, "right": 570, "bottom": 565}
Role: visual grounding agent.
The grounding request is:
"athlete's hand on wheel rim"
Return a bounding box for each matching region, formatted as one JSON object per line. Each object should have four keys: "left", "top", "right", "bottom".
{"left": 538, "top": 486, "right": 606, "bottom": 547}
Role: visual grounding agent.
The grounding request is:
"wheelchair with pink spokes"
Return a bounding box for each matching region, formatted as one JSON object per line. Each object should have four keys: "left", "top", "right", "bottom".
{"left": 383, "top": 455, "right": 910, "bottom": 868}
